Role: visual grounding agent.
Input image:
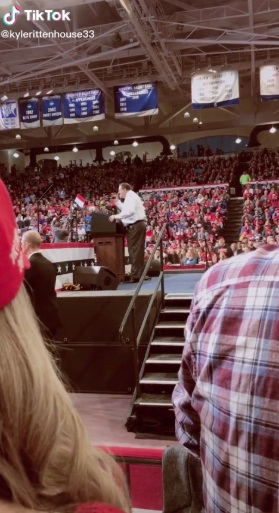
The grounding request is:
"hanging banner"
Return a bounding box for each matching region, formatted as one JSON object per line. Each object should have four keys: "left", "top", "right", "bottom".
{"left": 260, "top": 65, "right": 279, "bottom": 101}
{"left": 0, "top": 100, "right": 19, "bottom": 130}
{"left": 114, "top": 82, "right": 159, "bottom": 117}
{"left": 191, "top": 71, "right": 239, "bottom": 109}
{"left": 42, "top": 95, "right": 63, "bottom": 126}
{"left": 19, "top": 98, "right": 40, "bottom": 129}
{"left": 63, "top": 89, "right": 105, "bottom": 124}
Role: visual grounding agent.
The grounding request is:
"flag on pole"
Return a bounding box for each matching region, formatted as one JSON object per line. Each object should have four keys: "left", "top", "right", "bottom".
{"left": 74, "top": 194, "right": 86, "bottom": 209}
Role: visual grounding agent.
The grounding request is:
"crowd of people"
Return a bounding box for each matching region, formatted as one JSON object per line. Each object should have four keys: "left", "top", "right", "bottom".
{"left": 2, "top": 148, "right": 279, "bottom": 267}
{"left": 245, "top": 148, "right": 279, "bottom": 181}
{"left": 1, "top": 154, "right": 234, "bottom": 257}
{"left": 240, "top": 179, "right": 279, "bottom": 245}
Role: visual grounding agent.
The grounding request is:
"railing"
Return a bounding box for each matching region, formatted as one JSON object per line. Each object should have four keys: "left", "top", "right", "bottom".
{"left": 119, "top": 222, "right": 167, "bottom": 398}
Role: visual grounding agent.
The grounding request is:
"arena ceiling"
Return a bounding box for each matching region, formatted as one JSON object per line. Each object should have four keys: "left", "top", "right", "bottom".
{"left": 0, "top": 0, "right": 279, "bottom": 151}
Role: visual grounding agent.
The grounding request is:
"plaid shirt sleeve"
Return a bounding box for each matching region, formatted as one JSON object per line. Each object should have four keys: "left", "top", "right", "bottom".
{"left": 172, "top": 301, "right": 202, "bottom": 458}
{"left": 172, "top": 245, "right": 279, "bottom": 513}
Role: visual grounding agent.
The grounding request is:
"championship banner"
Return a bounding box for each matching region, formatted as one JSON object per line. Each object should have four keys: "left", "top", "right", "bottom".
{"left": 42, "top": 95, "right": 63, "bottom": 126}
{"left": 19, "top": 98, "right": 40, "bottom": 129}
{"left": 63, "top": 89, "right": 105, "bottom": 124}
{"left": 0, "top": 100, "right": 19, "bottom": 130}
{"left": 191, "top": 71, "right": 239, "bottom": 109}
{"left": 260, "top": 65, "right": 279, "bottom": 101}
{"left": 114, "top": 82, "right": 159, "bottom": 117}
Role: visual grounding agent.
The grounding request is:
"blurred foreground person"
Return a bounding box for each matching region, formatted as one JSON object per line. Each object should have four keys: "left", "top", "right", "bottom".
{"left": 0, "top": 178, "right": 130, "bottom": 513}
{"left": 173, "top": 246, "right": 279, "bottom": 513}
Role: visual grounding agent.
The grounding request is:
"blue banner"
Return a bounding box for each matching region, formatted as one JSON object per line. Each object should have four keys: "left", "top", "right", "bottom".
{"left": 63, "top": 89, "right": 105, "bottom": 124}
{"left": 0, "top": 100, "right": 19, "bottom": 130}
{"left": 19, "top": 98, "right": 40, "bottom": 129}
{"left": 114, "top": 82, "right": 159, "bottom": 117}
{"left": 42, "top": 95, "right": 63, "bottom": 126}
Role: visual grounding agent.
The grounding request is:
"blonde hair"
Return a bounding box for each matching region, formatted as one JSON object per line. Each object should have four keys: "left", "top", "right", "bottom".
{"left": 0, "top": 286, "right": 130, "bottom": 513}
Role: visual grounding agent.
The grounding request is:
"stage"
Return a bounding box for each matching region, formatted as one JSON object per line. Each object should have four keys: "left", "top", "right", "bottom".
{"left": 55, "top": 271, "right": 203, "bottom": 394}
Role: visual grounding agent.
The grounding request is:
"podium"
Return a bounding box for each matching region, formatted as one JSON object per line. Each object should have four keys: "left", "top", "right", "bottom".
{"left": 91, "top": 213, "right": 125, "bottom": 282}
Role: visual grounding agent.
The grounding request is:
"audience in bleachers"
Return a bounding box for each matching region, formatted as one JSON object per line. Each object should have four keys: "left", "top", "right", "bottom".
{"left": 3, "top": 147, "right": 279, "bottom": 268}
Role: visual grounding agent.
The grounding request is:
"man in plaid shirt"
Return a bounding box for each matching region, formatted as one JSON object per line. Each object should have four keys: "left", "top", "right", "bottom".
{"left": 172, "top": 244, "right": 279, "bottom": 512}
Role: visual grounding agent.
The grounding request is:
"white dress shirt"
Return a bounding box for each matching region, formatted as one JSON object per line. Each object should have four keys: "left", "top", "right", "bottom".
{"left": 114, "top": 190, "right": 146, "bottom": 226}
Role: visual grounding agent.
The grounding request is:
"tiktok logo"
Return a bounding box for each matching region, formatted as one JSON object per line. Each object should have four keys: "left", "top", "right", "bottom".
{"left": 3, "top": 6, "right": 21, "bottom": 25}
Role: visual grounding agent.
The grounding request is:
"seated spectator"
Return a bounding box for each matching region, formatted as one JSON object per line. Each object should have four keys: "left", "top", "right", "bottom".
{"left": 167, "top": 247, "right": 180, "bottom": 265}
{"left": 214, "top": 236, "right": 234, "bottom": 260}
{"left": 181, "top": 248, "right": 198, "bottom": 266}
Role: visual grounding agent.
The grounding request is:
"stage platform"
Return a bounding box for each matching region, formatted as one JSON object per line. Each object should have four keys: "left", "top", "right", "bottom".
{"left": 55, "top": 270, "right": 204, "bottom": 394}
{"left": 116, "top": 270, "right": 203, "bottom": 295}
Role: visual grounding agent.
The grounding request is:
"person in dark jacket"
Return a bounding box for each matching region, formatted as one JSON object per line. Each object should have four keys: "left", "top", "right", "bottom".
{"left": 22, "top": 230, "right": 61, "bottom": 338}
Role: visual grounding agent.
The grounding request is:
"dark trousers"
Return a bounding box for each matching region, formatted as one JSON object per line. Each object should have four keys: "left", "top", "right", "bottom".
{"left": 126, "top": 221, "right": 146, "bottom": 280}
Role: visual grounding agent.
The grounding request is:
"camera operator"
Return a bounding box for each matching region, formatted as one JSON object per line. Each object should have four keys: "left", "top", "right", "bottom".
{"left": 51, "top": 216, "right": 69, "bottom": 243}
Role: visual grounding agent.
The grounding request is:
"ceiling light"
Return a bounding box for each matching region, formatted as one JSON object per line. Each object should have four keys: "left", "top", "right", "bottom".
{"left": 1, "top": 94, "right": 8, "bottom": 102}
{"left": 54, "top": 155, "right": 59, "bottom": 161}
{"left": 184, "top": 112, "right": 190, "bottom": 118}
{"left": 46, "top": 89, "right": 53, "bottom": 95}
{"left": 110, "top": 150, "right": 116, "bottom": 156}
{"left": 270, "top": 126, "right": 276, "bottom": 134}
{"left": 72, "top": 146, "right": 78, "bottom": 152}
{"left": 235, "top": 137, "right": 242, "bottom": 144}
{"left": 132, "top": 141, "right": 138, "bottom": 147}
{"left": 193, "top": 117, "right": 199, "bottom": 124}
{"left": 114, "top": 139, "right": 119, "bottom": 145}
{"left": 170, "top": 144, "right": 176, "bottom": 150}
{"left": 93, "top": 125, "right": 98, "bottom": 131}
{"left": 15, "top": 134, "right": 21, "bottom": 140}
{"left": 36, "top": 90, "right": 42, "bottom": 96}
{"left": 44, "top": 147, "right": 49, "bottom": 152}
{"left": 13, "top": 152, "right": 19, "bottom": 158}
{"left": 199, "top": 120, "right": 203, "bottom": 125}
{"left": 24, "top": 92, "right": 29, "bottom": 98}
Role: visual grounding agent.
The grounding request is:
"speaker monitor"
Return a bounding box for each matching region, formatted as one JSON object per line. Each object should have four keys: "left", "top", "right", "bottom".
{"left": 148, "top": 259, "right": 161, "bottom": 277}
{"left": 73, "top": 266, "right": 119, "bottom": 291}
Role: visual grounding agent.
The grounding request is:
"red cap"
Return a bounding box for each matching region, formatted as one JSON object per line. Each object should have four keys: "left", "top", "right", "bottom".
{"left": 0, "top": 180, "right": 29, "bottom": 309}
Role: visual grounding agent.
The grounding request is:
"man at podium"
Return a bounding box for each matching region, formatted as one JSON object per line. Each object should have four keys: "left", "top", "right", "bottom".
{"left": 109, "top": 182, "right": 147, "bottom": 283}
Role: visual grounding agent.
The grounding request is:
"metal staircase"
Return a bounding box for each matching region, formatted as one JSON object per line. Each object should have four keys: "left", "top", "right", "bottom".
{"left": 126, "top": 293, "right": 192, "bottom": 437}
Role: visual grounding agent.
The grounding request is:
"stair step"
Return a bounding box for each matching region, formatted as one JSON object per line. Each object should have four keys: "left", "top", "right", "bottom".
{"left": 146, "top": 354, "right": 181, "bottom": 364}
{"left": 156, "top": 321, "right": 185, "bottom": 328}
{"left": 161, "top": 307, "right": 190, "bottom": 314}
{"left": 152, "top": 336, "right": 184, "bottom": 343}
{"left": 165, "top": 293, "right": 193, "bottom": 300}
{"left": 135, "top": 393, "right": 173, "bottom": 407}
{"left": 140, "top": 372, "right": 177, "bottom": 385}
{"left": 152, "top": 342, "right": 184, "bottom": 348}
